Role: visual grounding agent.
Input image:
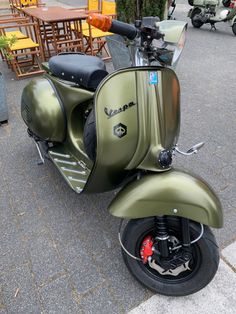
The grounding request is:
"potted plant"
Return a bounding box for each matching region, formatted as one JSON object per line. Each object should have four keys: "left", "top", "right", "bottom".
{"left": 0, "top": 35, "right": 17, "bottom": 124}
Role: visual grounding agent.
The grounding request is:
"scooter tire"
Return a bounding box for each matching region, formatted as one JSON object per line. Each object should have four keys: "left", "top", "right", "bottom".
{"left": 83, "top": 109, "right": 97, "bottom": 161}
{"left": 122, "top": 217, "right": 219, "bottom": 296}
{"left": 222, "top": 0, "right": 231, "bottom": 7}
{"left": 232, "top": 23, "right": 236, "bottom": 35}
{"left": 191, "top": 9, "right": 204, "bottom": 28}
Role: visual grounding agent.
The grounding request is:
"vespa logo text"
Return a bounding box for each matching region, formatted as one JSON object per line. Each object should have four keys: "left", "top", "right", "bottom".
{"left": 104, "top": 101, "right": 136, "bottom": 119}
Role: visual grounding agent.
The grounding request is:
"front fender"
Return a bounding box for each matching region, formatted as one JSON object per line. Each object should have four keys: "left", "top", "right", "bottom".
{"left": 108, "top": 169, "right": 223, "bottom": 228}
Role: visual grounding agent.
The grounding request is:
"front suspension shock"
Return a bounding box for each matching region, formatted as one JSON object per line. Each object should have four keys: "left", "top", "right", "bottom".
{"left": 154, "top": 216, "right": 169, "bottom": 258}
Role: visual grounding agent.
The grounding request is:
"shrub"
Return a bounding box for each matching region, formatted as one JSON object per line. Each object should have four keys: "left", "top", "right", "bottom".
{"left": 116, "top": 0, "right": 167, "bottom": 23}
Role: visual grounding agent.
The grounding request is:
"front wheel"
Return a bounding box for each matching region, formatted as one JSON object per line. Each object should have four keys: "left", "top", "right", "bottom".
{"left": 191, "top": 9, "right": 204, "bottom": 28}
{"left": 232, "top": 23, "right": 236, "bottom": 35}
{"left": 122, "top": 217, "right": 219, "bottom": 296}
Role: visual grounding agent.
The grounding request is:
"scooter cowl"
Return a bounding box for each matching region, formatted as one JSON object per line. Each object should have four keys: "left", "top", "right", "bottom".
{"left": 21, "top": 77, "right": 66, "bottom": 142}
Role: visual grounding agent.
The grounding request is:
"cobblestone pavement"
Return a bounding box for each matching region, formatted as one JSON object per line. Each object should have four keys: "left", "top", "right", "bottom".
{"left": 0, "top": 1, "right": 236, "bottom": 313}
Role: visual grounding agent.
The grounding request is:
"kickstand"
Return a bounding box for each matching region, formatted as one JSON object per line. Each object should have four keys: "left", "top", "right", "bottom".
{"left": 210, "top": 24, "right": 217, "bottom": 31}
{"left": 32, "top": 138, "right": 45, "bottom": 165}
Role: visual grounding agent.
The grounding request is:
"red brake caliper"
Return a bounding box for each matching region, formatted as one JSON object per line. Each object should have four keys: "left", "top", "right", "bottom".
{"left": 140, "top": 235, "right": 154, "bottom": 264}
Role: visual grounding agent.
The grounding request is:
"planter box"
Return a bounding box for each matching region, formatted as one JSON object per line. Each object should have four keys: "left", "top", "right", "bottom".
{"left": 0, "top": 72, "right": 8, "bottom": 123}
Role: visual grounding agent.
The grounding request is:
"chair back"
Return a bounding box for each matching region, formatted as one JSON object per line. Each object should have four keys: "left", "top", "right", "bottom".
{"left": 101, "top": 1, "right": 116, "bottom": 15}
{"left": 88, "top": 0, "right": 100, "bottom": 11}
{"left": 0, "top": 21, "right": 37, "bottom": 41}
{"left": 20, "top": 0, "right": 38, "bottom": 6}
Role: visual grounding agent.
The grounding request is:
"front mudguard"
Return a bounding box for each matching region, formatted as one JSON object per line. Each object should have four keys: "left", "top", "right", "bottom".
{"left": 108, "top": 169, "right": 223, "bottom": 228}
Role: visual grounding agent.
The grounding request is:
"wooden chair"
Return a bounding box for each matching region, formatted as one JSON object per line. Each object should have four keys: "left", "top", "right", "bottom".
{"left": 0, "top": 22, "right": 44, "bottom": 78}
{"left": 11, "top": 0, "right": 45, "bottom": 13}
{"left": 54, "top": 21, "right": 85, "bottom": 54}
{"left": 101, "top": 0, "right": 116, "bottom": 17}
{"left": 0, "top": 15, "right": 30, "bottom": 37}
{"left": 70, "top": 0, "right": 101, "bottom": 32}
{"left": 0, "top": 16, "right": 29, "bottom": 60}
{"left": 70, "top": 0, "right": 101, "bottom": 12}
{"left": 8, "top": 0, "right": 15, "bottom": 13}
{"left": 82, "top": 1, "right": 116, "bottom": 59}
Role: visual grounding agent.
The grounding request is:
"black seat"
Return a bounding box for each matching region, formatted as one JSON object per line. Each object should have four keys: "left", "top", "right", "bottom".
{"left": 49, "top": 54, "right": 108, "bottom": 90}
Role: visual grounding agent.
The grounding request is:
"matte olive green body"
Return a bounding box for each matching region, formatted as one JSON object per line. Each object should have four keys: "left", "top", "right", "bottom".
{"left": 86, "top": 66, "right": 180, "bottom": 192}
{"left": 21, "top": 65, "right": 223, "bottom": 228}
{"left": 108, "top": 169, "right": 223, "bottom": 228}
{"left": 21, "top": 75, "right": 94, "bottom": 141}
{"left": 21, "top": 78, "right": 66, "bottom": 142}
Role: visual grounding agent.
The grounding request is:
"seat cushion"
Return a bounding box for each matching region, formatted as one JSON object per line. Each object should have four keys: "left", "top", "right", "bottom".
{"left": 10, "top": 38, "right": 39, "bottom": 51}
{"left": 49, "top": 54, "right": 108, "bottom": 90}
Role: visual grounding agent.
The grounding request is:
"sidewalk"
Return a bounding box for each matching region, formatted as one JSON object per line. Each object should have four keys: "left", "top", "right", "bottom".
{"left": 129, "top": 241, "right": 236, "bottom": 314}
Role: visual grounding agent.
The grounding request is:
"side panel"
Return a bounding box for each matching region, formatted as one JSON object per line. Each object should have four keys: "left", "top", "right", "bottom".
{"left": 108, "top": 169, "right": 223, "bottom": 228}
{"left": 21, "top": 78, "right": 66, "bottom": 142}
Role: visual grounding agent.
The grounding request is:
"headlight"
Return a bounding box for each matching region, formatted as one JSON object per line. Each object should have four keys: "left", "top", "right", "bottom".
{"left": 154, "top": 20, "right": 187, "bottom": 67}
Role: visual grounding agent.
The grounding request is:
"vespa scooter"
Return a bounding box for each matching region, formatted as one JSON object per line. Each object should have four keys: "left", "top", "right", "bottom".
{"left": 21, "top": 14, "right": 223, "bottom": 296}
{"left": 188, "top": 0, "right": 236, "bottom": 34}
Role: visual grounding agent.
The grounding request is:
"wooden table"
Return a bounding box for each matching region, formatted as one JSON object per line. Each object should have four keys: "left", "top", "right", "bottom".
{"left": 22, "top": 6, "right": 89, "bottom": 60}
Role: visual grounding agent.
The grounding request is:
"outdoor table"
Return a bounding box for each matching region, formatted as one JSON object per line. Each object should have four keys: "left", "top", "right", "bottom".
{"left": 22, "top": 6, "right": 89, "bottom": 60}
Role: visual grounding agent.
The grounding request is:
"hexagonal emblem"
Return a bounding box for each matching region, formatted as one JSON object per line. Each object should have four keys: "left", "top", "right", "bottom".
{"left": 113, "top": 123, "right": 127, "bottom": 138}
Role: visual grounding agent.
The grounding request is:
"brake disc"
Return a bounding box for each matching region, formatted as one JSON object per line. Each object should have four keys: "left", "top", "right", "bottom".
{"left": 148, "top": 235, "right": 191, "bottom": 276}
{"left": 148, "top": 259, "right": 191, "bottom": 276}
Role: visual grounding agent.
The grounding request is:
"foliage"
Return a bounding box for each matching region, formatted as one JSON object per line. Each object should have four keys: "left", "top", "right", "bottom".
{"left": 0, "top": 35, "right": 17, "bottom": 61}
{"left": 116, "top": 0, "right": 168, "bottom": 23}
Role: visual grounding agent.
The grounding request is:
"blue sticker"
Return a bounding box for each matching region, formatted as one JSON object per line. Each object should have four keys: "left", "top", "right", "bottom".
{"left": 149, "top": 72, "right": 158, "bottom": 85}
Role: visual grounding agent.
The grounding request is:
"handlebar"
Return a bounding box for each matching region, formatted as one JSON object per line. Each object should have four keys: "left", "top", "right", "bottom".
{"left": 87, "top": 13, "right": 138, "bottom": 40}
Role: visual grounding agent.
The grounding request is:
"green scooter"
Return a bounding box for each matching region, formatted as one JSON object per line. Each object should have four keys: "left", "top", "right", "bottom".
{"left": 21, "top": 14, "right": 223, "bottom": 296}
{"left": 188, "top": 0, "right": 236, "bottom": 34}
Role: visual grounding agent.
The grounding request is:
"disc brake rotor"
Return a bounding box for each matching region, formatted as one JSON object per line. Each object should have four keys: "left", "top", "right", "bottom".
{"left": 146, "top": 235, "right": 191, "bottom": 276}
{"left": 148, "top": 259, "right": 191, "bottom": 276}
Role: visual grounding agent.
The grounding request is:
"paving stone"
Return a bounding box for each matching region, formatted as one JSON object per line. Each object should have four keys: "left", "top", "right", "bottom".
{"left": 128, "top": 260, "right": 236, "bottom": 314}
{"left": 58, "top": 238, "right": 105, "bottom": 294}
{"left": 80, "top": 283, "right": 122, "bottom": 314}
{"left": 0, "top": 219, "right": 27, "bottom": 274}
{"left": 0, "top": 264, "right": 42, "bottom": 314}
{"left": 95, "top": 248, "right": 152, "bottom": 312}
{"left": 39, "top": 275, "right": 82, "bottom": 314}
{"left": 71, "top": 215, "right": 118, "bottom": 259}
{"left": 221, "top": 241, "right": 236, "bottom": 268}
{"left": 42, "top": 202, "right": 85, "bottom": 245}
{"left": 0, "top": 186, "right": 15, "bottom": 225}
{"left": 214, "top": 206, "right": 236, "bottom": 248}
{"left": 0, "top": 288, "right": 6, "bottom": 310}
{"left": 24, "top": 231, "right": 65, "bottom": 286}
{"left": 17, "top": 205, "right": 47, "bottom": 237}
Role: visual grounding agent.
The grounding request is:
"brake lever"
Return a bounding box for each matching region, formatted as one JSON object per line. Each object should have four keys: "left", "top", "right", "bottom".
{"left": 173, "top": 142, "right": 205, "bottom": 156}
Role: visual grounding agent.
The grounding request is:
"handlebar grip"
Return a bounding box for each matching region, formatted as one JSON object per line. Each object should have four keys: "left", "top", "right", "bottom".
{"left": 87, "top": 13, "right": 137, "bottom": 40}
{"left": 109, "top": 20, "right": 137, "bottom": 40}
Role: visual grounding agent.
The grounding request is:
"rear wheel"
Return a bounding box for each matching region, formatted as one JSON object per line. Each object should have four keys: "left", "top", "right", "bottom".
{"left": 222, "top": 0, "right": 231, "bottom": 7}
{"left": 83, "top": 109, "right": 96, "bottom": 161}
{"left": 191, "top": 9, "right": 204, "bottom": 28}
{"left": 232, "top": 23, "right": 236, "bottom": 35}
{"left": 122, "top": 217, "right": 219, "bottom": 296}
